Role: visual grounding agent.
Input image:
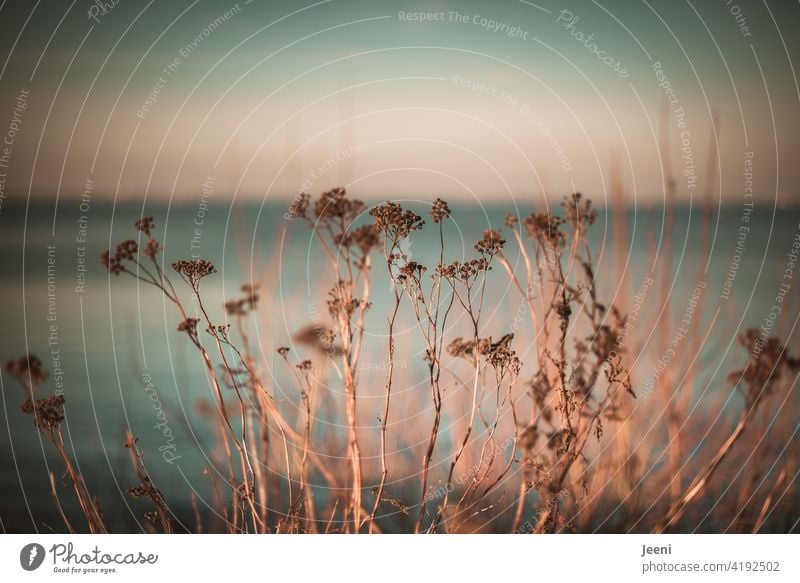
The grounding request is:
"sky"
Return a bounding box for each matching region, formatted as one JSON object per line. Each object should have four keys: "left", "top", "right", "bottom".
{"left": 0, "top": 0, "right": 798, "bottom": 206}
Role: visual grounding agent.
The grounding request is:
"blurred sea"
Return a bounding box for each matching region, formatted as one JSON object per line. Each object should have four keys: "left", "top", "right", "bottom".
{"left": 1, "top": 198, "right": 798, "bottom": 531}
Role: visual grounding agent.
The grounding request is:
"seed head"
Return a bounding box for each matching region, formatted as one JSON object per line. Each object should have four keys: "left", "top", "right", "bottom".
{"left": 370, "top": 202, "right": 425, "bottom": 242}
{"left": 177, "top": 317, "right": 200, "bottom": 339}
{"left": 562, "top": 192, "right": 597, "bottom": 229}
{"left": 3, "top": 354, "right": 48, "bottom": 386}
{"left": 430, "top": 198, "right": 451, "bottom": 223}
{"left": 523, "top": 213, "right": 565, "bottom": 248}
{"left": 314, "top": 187, "right": 365, "bottom": 226}
{"left": 171, "top": 259, "right": 217, "bottom": 288}
{"left": 21, "top": 394, "right": 66, "bottom": 431}
{"left": 288, "top": 193, "right": 310, "bottom": 219}
{"left": 135, "top": 216, "right": 155, "bottom": 237}
{"left": 475, "top": 229, "right": 505, "bottom": 257}
{"left": 101, "top": 240, "right": 139, "bottom": 275}
{"left": 143, "top": 239, "right": 163, "bottom": 260}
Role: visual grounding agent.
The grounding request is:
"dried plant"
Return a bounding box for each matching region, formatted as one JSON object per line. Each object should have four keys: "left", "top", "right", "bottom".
{"left": 4, "top": 356, "right": 107, "bottom": 533}
{"left": 6, "top": 187, "right": 797, "bottom": 535}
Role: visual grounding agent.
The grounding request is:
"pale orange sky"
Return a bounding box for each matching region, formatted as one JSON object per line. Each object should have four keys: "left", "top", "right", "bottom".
{"left": 1, "top": 0, "right": 798, "bottom": 205}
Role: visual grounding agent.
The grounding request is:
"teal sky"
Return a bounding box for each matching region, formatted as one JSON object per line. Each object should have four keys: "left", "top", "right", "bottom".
{"left": 0, "top": 0, "right": 798, "bottom": 205}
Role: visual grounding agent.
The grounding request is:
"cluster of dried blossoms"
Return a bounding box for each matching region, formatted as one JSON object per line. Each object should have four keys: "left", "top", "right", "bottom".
{"left": 6, "top": 188, "right": 797, "bottom": 534}
{"left": 4, "top": 354, "right": 107, "bottom": 533}
{"left": 289, "top": 187, "right": 385, "bottom": 531}
{"left": 101, "top": 217, "right": 269, "bottom": 533}
{"left": 3, "top": 354, "right": 48, "bottom": 388}
{"left": 447, "top": 333, "right": 521, "bottom": 381}
{"left": 370, "top": 202, "right": 425, "bottom": 253}
{"left": 3, "top": 355, "right": 63, "bottom": 431}
{"left": 172, "top": 259, "right": 217, "bottom": 290}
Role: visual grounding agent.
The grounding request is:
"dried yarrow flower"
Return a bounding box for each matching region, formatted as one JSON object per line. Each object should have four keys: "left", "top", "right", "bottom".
{"left": 225, "top": 283, "right": 261, "bottom": 316}
{"left": 143, "top": 238, "right": 163, "bottom": 260}
{"left": 293, "top": 325, "right": 342, "bottom": 356}
{"left": 127, "top": 477, "right": 164, "bottom": 505}
{"left": 117, "top": 240, "right": 138, "bottom": 261}
{"left": 101, "top": 241, "right": 139, "bottom": 275}
{"left": 475, "top": 229, "right": 505, "bottom": 257}
{"left": 523, "top": 213, "right": 565, "bottom": 248}
{"left": 177, "top": 317, "right": 199, "bottom": 338}
{"left": 21, "top": 394, "right": 66, "bottom": 431}
{"left": 336, "top": 224, "right": 382, "bottom": 256}
{"left": 437, "top": 258, "right": 490, "bottom": 283}
{"left": 370, "top": 202, "right": 425, "bottom": 242}
{"left": 241, "top": 283, "right": 260, "bottom": 309}
{"left": 562, "top": 192, "right": 597, "bottom": 229}
{"left": 100, "top": 249, "right": 124, "bottom": 275}
{"left": 3, "top": 354, "right": 48, "bottom": 386}
{"left": 171, "top": 259, "right": 217, "bottom": 288}
{"left": 288, "top": 193, "right": 310, "bottom": 219}
{"left": 398, "top": 261, "right": 427, "bottom": 281}
{"left": 225, "top": 299, "right": 246, "bottom": 317}
{"left": 209, "top": 324, "right": 231, "bottom": 341}
{"left": 135, "top": 216, "right": 155, "bottom": 237}
{"left": 314, "top": 187, "right": 365, "bottom": 226}
{"left": 430, "top": 198, "right": 451, "bottom": 223}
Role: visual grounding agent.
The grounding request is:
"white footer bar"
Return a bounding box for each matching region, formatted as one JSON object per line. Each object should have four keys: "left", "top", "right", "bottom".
{"left": 1, "top": 534, "right": 796, "bottom": 582}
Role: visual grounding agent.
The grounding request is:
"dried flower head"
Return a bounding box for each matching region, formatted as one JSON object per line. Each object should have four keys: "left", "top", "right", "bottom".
{"left": 135, "top": 216, "right": 155, "bottom": 237}
{"left": 437, "top": 258, "right": 490, "bottom": 283}
{"left": 523, "top": 213, "right": 565, "bottom": 248}
{"left": 3, "top": 354, "right": 48, "bottom": 386}
{"left": 241, "top": 283, "right": 260, "bottom": 309}
{"left": 100, "top": 250, "right": 124, "bottom": 275}
{"left": 288, "top": 193, "right": 310, "bottom": 219}
{"left": 143, "top": 238, "right": 163, "bottom": 260}
{"left": 336, "top": 224, "right": 382, "bottom": 257}
{"left": 475, "top": 229, "right": 506, "bottom": 257}
{"left": 277, "top": 346, "right": 290, "bottom": 357}
{"left": 117, "top": 240, "right": 138, "bottom": 261}
{"left": 370, "top": 202, "right": 425, "bottom": 242}
{"left": 562, "top": 192, "right": 597, "bottom": 229}
{"left": 21, "top": 394, "right": 66, "bottom": 431}
{"left": 209, "top": 324, "right": 231, "bottom": 341}
{"left": 293, "top": 325, "right": 342, "bottom": 356}
{"left": 225, "top": 299, "right": 246, "bottom": 317}
{"left": 177, "top": 318, "right": 200, "bottom": 339}
{"left": 171, "top": 259, "right": 217, "bottom": 288}
{"left": 225, "top": 284, "right": 261, "bottom": 316}
{"left": 430, "top": 198, "right": 451, "bottom": 223}
{"left": 101, "top": 240, "right": 140, "bottom": 275}
{"left": 314, "top": 187, "right": 365, "bottom": 226}
{"left": 398, "top": 261, "right": 427, "bottom": 281}
{"left": 447, "top": 337, "right": 475, "bottom": 359}
{"left": 326, "top": 280, "right": 362, "bottom": 319}
{"left": 127, "top": 477, "right": 164, "bottom": 503}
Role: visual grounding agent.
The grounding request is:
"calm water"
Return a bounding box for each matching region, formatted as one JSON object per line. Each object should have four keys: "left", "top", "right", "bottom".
{"left": 1, "top": 198, "right": 798, "bottom": 531}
